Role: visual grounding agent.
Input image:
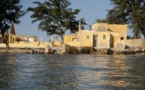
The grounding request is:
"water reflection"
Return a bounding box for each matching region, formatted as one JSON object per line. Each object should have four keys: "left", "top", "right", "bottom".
{"left": 106, "top": 55, "right": 145, "bottom": 89}
{"left": 0, "top": 54, "right": 145, "bottom": 90}
{"left": 0, "top": 53, "right": 16, "bottom": 89}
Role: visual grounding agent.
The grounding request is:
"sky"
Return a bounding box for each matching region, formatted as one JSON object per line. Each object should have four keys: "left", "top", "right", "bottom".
{"left": 15, "top": 0, "right": 131, "bottom": 41}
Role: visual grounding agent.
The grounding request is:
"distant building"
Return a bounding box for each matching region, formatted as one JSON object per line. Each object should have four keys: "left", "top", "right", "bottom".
{"left": 0, "top": 21, "right": 37, "bottom": 44}
{"left": 0, "top": 21, "right": 17, "bottom": 44}
{"left": 17, "top": 36, "right": 37, "bottom": 42}
{"left": 64, "top": 23, "right": 145, "bottom": 49}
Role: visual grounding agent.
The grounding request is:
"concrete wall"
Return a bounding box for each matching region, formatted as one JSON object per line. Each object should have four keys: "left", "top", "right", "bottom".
{"left": 64, "top": 30, "right": 93, "bottom": 47}
{"left": 65, "top": 42, "right": 81, "bottom": 47}
{"left": 92, "top": 23, "right": 127, "bottom": 49}
{"left": 77, "top": 30, "right": 110, "bottom": 48}
{"left": 0, "top": 42, "right": 52, "bottom": 48}
{"left": 125, "top": 38, "right": 145, "bottom": 48}
{"left": 91, "top": 23, "right": 127, "bottom": 40}
{"left": 115, "top": 40, "right": 125, "bottom": 50}
{"left": 95, "top": 32, "right": 110, "bottom": 48}
{"left": 110, "top": 33, "right": 122, "bottom": 48}
{"left": 92, "top": 23, "right": 107, "bottom": 31}
{"left": 64, "top": 23, "right": 128, "bottom": 49}
{"left": 64, "top": 34, "right": 77, "bottom": 44}
{"left": 78, "top": 30, "right": 93, "bottom": 47}
{"left": 64, "top": 30, "right": 111, "bottom": 48}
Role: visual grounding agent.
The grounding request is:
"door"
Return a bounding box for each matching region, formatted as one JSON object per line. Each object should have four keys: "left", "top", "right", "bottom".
{"left": 93, "top": 35, "right": 98, "bottom": 47}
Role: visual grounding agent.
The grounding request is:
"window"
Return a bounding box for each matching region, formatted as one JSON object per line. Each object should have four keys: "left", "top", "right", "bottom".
{"left": 103, "top": 35, "right": 105, "bottom": 39}
{"left": 121, "top": 37, "right": 124, "bottom": 40}
{"left": 73, "top": 38, "right": 78, "bottom": 42}
{"left": 87, "top": 35, "right": 89, "bottom": 39}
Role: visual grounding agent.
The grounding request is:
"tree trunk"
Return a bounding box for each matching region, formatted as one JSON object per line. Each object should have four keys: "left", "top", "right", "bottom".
{"left": 1, "top": 30, "right": 9, "bottom": 48}
{"left": 1, "top": 30, "right": 6, "bottom": 43}
{"left": 140, "top": 28, "right": 145, "bottom": 38}
{"left": 142, "top": 33, "right": 145, "bottom": 38}
{"left": 60, "top": 35, "right": 64, "bottom": 44}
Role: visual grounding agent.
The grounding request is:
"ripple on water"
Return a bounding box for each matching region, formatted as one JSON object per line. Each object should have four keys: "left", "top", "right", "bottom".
{"left": 0, "top": 54, "right": 145, "bottom": 90}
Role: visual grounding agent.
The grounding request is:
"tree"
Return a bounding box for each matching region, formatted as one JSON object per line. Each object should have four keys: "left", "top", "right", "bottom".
{"left": 27, "top": 0, "right": 86, "bottom": 43}
{"left": 0, "top": 0, "right": 24, "bottom": 45}
{"left": 95, "top": 18, "right": 107, "bottom": 23}
{"left": 107, "top": 0, "right": 145, "bottom": 38}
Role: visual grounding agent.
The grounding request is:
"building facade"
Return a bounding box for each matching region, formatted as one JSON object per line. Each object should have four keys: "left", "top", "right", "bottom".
{"left": 0, "top": 21, "right": 37, "bottom": 45}
{"left": 64, "top": 23, "right": 141, "bottom": 49}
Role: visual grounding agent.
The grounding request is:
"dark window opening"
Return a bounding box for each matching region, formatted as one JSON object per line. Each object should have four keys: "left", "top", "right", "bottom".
{"left": 87, "top": 35, "right": 89, "bottom": 39}
{"left": 121, "top": 37, "right": 124, "bottom": 40}
{"left": 73, "top": 38, "right": 78, "bottom": 41}
{"left": 103, "top": 35, "right": 105, "bottom": 39}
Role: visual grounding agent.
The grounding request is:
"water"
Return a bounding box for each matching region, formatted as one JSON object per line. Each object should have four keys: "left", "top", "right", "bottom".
{"left": 0, "top": 53, "right": 145, "bottom": 90}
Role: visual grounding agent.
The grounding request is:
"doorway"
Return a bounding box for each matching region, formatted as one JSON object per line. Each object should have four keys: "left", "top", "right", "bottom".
{"left": 93, "top": 35, "right": 98, "bottom": 47}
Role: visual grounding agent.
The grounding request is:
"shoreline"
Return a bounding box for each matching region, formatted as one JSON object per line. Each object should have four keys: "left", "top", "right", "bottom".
{"left": 0, "top": 47, "right": 145, "bottom": 55}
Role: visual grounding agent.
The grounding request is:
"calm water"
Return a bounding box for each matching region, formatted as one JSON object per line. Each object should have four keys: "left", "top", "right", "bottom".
{"left": 0, "top": 53, "right": 145, "bottom": 90}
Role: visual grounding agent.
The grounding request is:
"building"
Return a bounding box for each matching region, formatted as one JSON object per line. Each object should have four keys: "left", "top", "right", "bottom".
{"left": 0, "top": 21, "right": 17, "bottom": 44}
{"left": 92, "top": 23, "right": 127, "bottom": 49}
{"left": 16, "top": 36, "right": 37, "bottom": 43}
{"left": 0, "top": 21, "right": 37, "bottom": 45}
{"left": 64, "top": 23, "right": 145, "bottom": 50}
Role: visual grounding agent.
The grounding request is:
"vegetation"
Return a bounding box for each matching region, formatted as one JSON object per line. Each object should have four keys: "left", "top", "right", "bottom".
{"left": 27, "top": 0, "right": 86, "bottom": 43}
{"left": 0, "top": 0, "right": 24, "bottom": 45}
{"left": 107, "top": 0, "right": 145, "bottom": 38}
{"left": 95, "top": 19, "right": 107, "bottom": 23}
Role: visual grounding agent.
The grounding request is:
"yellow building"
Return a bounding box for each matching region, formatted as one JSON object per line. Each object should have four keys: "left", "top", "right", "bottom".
{"left": 7, "top": 21, "right": 17, "bottom": 44}
{"left": 0, "top": 21, "right": 17, "bottom": 44}
{"left": 64, "top": 23, "right": 127, "bottom": 49}
{"left": 16, "top": 36, "right": 37, "bottom": 43}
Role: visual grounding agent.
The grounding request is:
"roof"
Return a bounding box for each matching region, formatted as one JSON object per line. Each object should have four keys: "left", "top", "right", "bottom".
{"left": 9, "top": 21, "right": 16, "bottom": 35}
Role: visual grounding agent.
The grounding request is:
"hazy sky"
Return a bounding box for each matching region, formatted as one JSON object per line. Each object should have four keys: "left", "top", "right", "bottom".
{"left": 15, "top": 0, "right": 121, "bottom": 41}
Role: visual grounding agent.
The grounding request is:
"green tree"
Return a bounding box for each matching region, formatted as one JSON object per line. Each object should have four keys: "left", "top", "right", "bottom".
{"left": 0, "top": 0, "right": 24, "bottom": 45}
{"left": 107, "top": 0, "right": 145, "bottom": 38}
{"left": 27, "top": 0, "right": 86, "bottom": 43}
{"left": 95, "top": 18, "right": 107, "bottom": 23}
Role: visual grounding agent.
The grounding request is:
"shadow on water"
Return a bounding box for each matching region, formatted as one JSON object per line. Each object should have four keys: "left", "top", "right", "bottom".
{"left": 0, "top": 54, "right": 145, "bottom": 90}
